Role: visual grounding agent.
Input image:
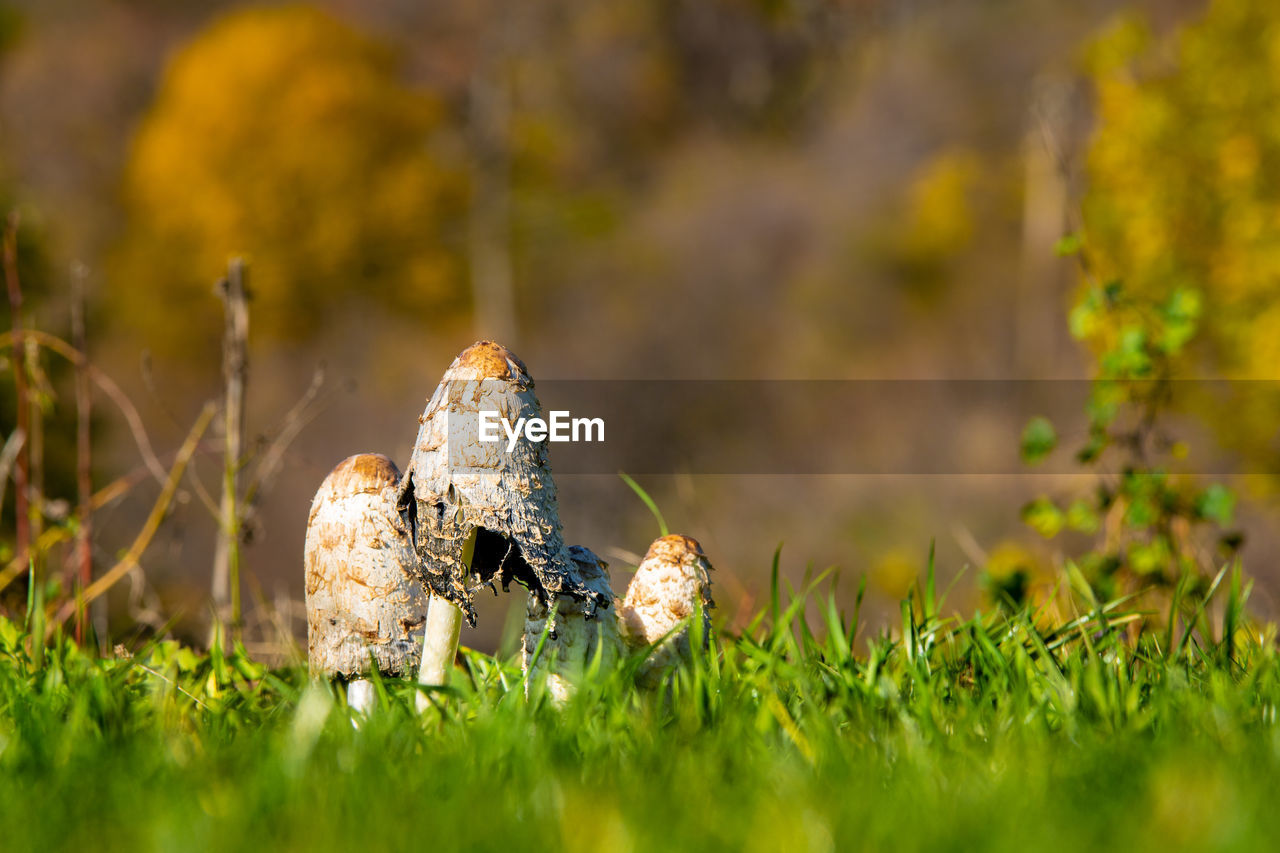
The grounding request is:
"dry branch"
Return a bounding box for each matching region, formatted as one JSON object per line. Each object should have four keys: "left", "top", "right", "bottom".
{"left": 0, "top": 461, "right": 182, "bottom": 596}
{"left": 26, "top": 336, "right": 45, "bottom": 606}
{"left": 0, "top": 427, "right": 23, "bottom": 520}
{"left": 70, "top": 265, "right": 93, "bottom": 641}
{"left": 0, "top": 328, "right": 167, "bottom": 485}
{"left": 242, "top": 364, "right": 330, "bottom": 513}
{"left": 3, "top": 214, "right": 29, "bottom": 569}
{"left": 49, "top": 402, "right": 216, "bottom": 633}
{"left": 212, "top": 259, "right": 249, "bottom": 631}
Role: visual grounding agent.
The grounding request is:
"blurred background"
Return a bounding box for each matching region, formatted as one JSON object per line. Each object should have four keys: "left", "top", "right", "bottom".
{"left": 2, "top": 0, "right": 1277, "bottom": 655}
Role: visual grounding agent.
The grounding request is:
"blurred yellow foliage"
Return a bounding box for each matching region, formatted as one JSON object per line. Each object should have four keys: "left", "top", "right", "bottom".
{"left": 869, "top": 149, "right": 979, "bottom": 298}
{"left": 869, "top": 547, "right": 919, "bottom": 600}
{"left": 1084, "top": 0, "right": 1280, "bottom": 379}
{"left": 112, "top": 5, "right": 464, "bottom": 352}
{"left": 901, "top": 150, "right": 979, "bottom": 261}
{"left": 984, "top": 540, "right": 1039, "bottom": 584}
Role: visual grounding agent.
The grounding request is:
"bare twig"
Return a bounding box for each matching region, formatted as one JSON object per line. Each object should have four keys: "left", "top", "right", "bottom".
{"left": 0, "top": 427, "right": 23, "bottom": 519}
{"left": 0, "top": 526, "right": 67, "bottom": 594}
{"left": 0, "top": 456, "right": 199, "bottom": 596}
{"left": 212, "top": 259, "right": 248, "bottom": 634}
{"left": 0, "top": 328, "right": 167, "bottom": 486}
{"left": 3, "top": 213, "right": 30, "bottom": 570}
{"left": 139, "top": 349, "right": 221, "bottom": 520}
{"left": 182, "top": 465, "right": 222, "bottom": 523}
{"left": 951, "top": 522, "right": 989, "bottom": 569}
{"left": 71, "top": 263, "right": 93, "bottom": 642}
{"left": 26, "top": 337, "right": 45, "bottom": 607}
{"left": 242, "top": 364, "right": 327, "bottom": 507}
{"left": 50, "top": 402, "right": 216, "bottom": 633}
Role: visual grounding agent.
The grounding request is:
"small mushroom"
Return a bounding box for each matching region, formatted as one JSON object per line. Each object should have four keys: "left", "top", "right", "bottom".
{"left": 619, "top": 534, "right": 716, "bottom": 685}
{"left": 305, "top": 453, "right": 426, "bottom": 713}
{"left": 398, "top": 341, "right": 610, "bottom": 704}
{"left": 522, "top": 545, "right": 623, "bottom": 704}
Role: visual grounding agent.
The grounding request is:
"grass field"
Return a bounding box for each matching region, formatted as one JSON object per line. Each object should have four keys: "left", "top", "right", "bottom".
{"left": 1, "top": 558, "right": 1277, "bottom": 853}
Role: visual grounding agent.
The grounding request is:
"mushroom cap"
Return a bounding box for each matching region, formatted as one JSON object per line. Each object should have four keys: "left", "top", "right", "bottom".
{"left": 305, "top": 453, "right": 426, "bottom": 678}
{"left": 523, "top": 545, "right": 622, "bottom": 703}
{"left": 397, "top": 341, "right": 608, "bottom": 625}
{"left": 620, "top": 534, "right": 715, "bottom": 679}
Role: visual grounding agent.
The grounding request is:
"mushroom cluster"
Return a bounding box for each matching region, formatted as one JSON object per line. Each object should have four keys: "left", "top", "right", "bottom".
{"left": 304, "top": 341, "right": 716, "bottom": 711}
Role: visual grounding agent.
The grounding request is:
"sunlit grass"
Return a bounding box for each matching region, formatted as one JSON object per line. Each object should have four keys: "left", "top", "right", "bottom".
{"left": 1, "top": 558, "right": 1278, "bottom": 852}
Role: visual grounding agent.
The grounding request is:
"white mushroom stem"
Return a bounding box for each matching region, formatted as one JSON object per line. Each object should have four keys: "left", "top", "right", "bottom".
{"left": 415, "top": 528, "right": 475, "bottom": 712}
{"left": 347, "top": 679, "right": 376, "bottom": 715}
{"left": 415, "top": 596, "right": 464, "bottom": 712}
{"left": 522, "top": 545, "right": 621, "bottom": 705}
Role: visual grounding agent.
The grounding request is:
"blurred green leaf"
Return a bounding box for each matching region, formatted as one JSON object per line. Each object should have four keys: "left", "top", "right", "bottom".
{"left": 1022, "top": 497, "right": 1064, "bottom": 538}
{"left": 1128, "top": 536, "right": 1171, "bottom": 576}
{"left": 1197, "top": 483, "right": 1236, "bottom": 525}
{"left": 1020, "top": 416, "right": 1057, "bottom": 465}
{"left": 1054, "top": 233, "right": 1083, "bottom": 256}
{"left": 1065, "top": 500, "right": 1100, "bottom": 534}
{"left": 1069, "top": 289, "right": 1101, "bottom": 340}
{"left": 1076, "top": 429, "right": 1109, "bottom": 464}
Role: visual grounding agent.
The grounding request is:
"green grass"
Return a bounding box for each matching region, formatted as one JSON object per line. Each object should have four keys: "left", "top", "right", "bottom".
{"left": 2, "top": 561, "right": 1279, "bottom": 852}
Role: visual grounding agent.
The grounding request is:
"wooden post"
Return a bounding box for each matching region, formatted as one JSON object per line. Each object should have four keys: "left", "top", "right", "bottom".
{"left": 212, "top": 259, "right": 249, "bottom": 636}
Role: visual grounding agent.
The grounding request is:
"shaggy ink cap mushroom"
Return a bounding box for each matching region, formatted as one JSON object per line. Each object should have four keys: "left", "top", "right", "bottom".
{"left": 305, "top": 453, "right": 427, "bottom": 679}
{"left": 397, "top": 341, "right": 610, "bottom": 626}
{"left": 620, "top": 534, "right": 716, "bottom": 683}
{"left": 523, "top": 545, "right": 623, "bottom": 703}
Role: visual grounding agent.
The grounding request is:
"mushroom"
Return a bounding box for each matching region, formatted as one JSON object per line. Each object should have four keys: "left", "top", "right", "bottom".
{"left": 522, "top": 545, "right": 623, "bottom": 704}
{"left": 305, "top": 453, "right": 426, "bottom": 713}
{"left": 397, "top": 341, "right": 610, "bottom": 707}
{"left": 619, "top": 534, "right": 716, "bottom": 685}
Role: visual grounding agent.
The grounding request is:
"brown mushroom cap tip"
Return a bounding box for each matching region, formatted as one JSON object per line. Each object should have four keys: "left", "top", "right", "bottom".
{"left": 450, "top": 340, "right": 529, "bottom": 382}
{"left": 317, "top": 453, "right": 400, "bottom": 497}
{"left": 642, "top": 534, "right": 711, "bottom": 568}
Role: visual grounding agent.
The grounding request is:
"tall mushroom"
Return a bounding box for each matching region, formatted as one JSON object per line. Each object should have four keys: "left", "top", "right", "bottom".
{"left": 397, "top": 341, "right": 610, "bottom": 707}
{"left": 522, "top": 545, "right": 623, "bottom": 704}
{"left": 305, "top": 453, "right": 426, "bottom": 713}
{"left": 619, "top": 534, "right": 716, "bottom": 686}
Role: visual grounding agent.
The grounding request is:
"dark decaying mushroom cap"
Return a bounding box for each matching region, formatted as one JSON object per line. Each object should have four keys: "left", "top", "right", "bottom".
{"left": 396, "top": 341, "right": 609, "bottom": 626}
{"left": 305, "top": 453, "right": 426, "bottom": 678}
